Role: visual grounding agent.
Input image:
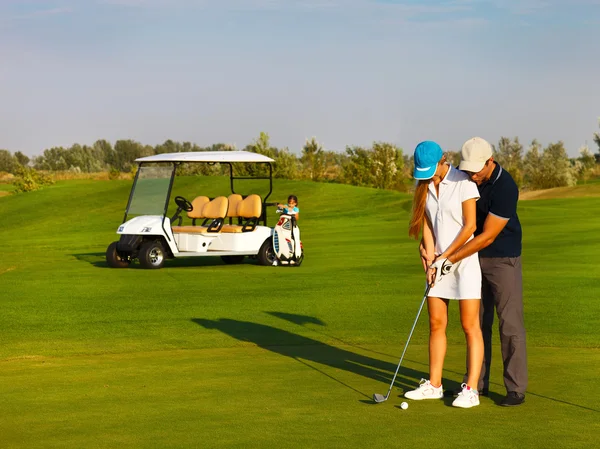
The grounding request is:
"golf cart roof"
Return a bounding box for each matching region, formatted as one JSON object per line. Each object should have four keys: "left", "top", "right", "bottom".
{"left": 135, "top": 151, "right": 274, "bottom": 164}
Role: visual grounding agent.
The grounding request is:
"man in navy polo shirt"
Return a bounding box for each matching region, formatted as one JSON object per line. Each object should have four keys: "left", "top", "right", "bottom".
{"left": 434, "top": 137, "right": 527, "bottom": 406}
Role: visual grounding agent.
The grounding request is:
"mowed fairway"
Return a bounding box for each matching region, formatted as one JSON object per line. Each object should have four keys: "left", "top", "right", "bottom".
{"left": 1, "top": 177, "right": 599, "bottom": 449}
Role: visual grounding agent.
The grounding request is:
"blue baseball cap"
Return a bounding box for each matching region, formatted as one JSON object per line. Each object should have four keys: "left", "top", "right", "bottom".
{"left": 413, "top": 141, "right": 443, "bottom": 180}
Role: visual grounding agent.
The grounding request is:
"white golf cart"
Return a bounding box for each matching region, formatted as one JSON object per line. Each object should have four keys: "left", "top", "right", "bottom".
{"left": 105, "top": 151, "right": 281, "bottom": 269}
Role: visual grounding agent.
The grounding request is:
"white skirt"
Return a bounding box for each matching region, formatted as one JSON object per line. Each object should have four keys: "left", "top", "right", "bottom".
{"left": 428, "top": 254, "right": 481, "bottom": 300}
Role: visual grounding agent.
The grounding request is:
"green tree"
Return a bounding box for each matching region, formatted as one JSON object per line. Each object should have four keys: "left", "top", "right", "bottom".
{"left": 34, "top": 146, "right": 69, "bottom": 171}
{"left": 14, "top": 151, "right": 30, "bottom": 167}
{"left": 0, "top": 149, "right": 18, "bottom": 173}
{"left": 241, "top": 132, "right": 274, "bottom": 177}
{"left": 242, "top": 133, "right": 300, "bottom": 179}
{"left": 524, "top": 140, "right": 576, "bottom": 189}
{"left": 444, "top": 150, "right": 461, "bottom": 168}
{"left": 342, "top": 146, "right": 374, "bottom": 187}
{"left": 575, "top": 145, "right": 596, "bottom": 182}
{"left": 494, "top": 137, "right": 524, "bottom": 186}
{"left": 321, "top": 150, "right": 346, "bottom": 182}
{"left": 154, "top": 139, "right": 183, "bottom": 155}
{"left": 301, "top": 137, "right": 325, "bottom": 181}
{"left": 93, "top": 139, "right": 115, "bottom": 167}
{"left": 113, "top": 140, "right": 152, "bottom": 172}
{"left": 594, "top": 119, "right": 600, "bottom": 163}
{"left": 371, "top": 142, "right": 405, "bottom": 190}
{"left": 542, "top": 141, "right": 577, "bottom": 188}
{"left": 65, "top": 143, "right": 106, "bottom": 172}
{"left": 523, "top": 140, "right": 544, "bottom": 189}
{"left": 341, "top": 143, "right": 405, "bottom": 190}
{"left": 272, "top": 147, "right": 299, "bottom": 179}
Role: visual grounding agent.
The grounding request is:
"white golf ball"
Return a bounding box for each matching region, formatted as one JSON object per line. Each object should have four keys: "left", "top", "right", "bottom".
{"left": 400, "top": 402, "right": 409, "bottom": 410}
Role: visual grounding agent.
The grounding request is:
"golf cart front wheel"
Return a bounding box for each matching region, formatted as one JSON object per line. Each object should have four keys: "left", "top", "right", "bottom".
{"left": 138, "top": 241, "right": 166, "bottom": 269}
{"left": 106, "top": 241, "right": 131, "bottom": 268}
{"left": 257, "top": 239, "right": 276, "bottom": 266}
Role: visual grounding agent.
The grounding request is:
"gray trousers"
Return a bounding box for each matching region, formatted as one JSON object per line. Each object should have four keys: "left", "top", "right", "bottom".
{"left": 467, "top": 256, "right": 528, "bottom": 395}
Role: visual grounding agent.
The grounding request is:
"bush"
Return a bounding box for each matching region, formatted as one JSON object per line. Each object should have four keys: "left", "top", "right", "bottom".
{"left": 12, "top": 166, "right": 55, "bottom": 193}
{"left": 108, "top": 168, "right": 121, "bottom": 180}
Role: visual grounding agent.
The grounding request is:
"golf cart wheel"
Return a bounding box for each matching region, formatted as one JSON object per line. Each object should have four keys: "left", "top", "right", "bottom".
{"left": 257, "top": 239, "right": 276, "bottom": 266}
{"left": 295, "top": 254, "right": 304, "bottom": 267}
{"left": 106, "top": 241, "right": 131, "bottom": 268}
{"left": 221, "top": 255, "right": 245, "bottom": 264}
{"left": 138, "top": 241, "right": 166, "bottom": 269}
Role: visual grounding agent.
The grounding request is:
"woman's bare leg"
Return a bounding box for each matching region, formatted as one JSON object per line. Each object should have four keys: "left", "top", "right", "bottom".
{"left": 459, "top": 299, "right": 484, "bottom": 389}
{"left": 427, "top": 296, "right": 449, "bottom": 387}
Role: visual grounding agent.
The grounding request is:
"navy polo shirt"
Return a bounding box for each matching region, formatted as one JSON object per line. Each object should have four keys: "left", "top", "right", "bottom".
{"left": 475, "top": 163, "right": 522, "bottom": 258}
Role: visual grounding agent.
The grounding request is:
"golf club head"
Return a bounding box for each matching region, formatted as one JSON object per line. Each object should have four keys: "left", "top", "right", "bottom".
{"left": 372, "top": 393, "right": 387, "bottom": 403}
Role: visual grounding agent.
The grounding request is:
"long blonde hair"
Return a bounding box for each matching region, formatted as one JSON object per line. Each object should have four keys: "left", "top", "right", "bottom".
{"left": 408, "top": 180, "right": 430, "bottom": 240}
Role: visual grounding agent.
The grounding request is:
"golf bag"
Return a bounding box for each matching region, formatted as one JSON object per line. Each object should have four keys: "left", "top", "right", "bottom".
{"left": 273, "top": 210, "right": 303, "bottom": 266}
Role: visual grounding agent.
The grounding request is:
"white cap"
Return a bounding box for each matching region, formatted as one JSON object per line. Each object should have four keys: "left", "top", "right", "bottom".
{"left": 459, "top": 137, "right": 493, "bottom": 172}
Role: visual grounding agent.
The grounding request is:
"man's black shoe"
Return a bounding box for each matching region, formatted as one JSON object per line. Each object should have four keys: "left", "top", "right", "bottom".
{"left": 444, "top": 387, "right": 488, "bottom": 397}
{"left": 501, "top": 392, "right": 525, "bottom": 406}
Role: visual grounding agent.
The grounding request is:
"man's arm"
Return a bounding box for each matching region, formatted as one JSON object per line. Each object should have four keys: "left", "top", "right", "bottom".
{"left": 447, "top": 213, "right": 509, "bottom": 264}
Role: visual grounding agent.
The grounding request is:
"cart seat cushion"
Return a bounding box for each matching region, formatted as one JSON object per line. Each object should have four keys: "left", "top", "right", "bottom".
{"left": 238, "top": 194, "right": 262, "bottom": 218}
{"left": 227, "top": 194, "right": 243, "bottom": 218}
{"left": 171, "top": 226, "right": 208, "bottom": 233}
{"left": 187, "top": 196, "right": 210, "bottom": 219}
{"left": 203, "top": 196, "right": 228, "bottom": 219}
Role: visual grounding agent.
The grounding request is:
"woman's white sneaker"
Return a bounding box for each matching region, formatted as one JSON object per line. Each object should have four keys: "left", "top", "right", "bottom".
{"left": 404, "top": 379, "right": 444, "bottom": 400}
{"left": 452, "top": 384, "right": 480, "bottom": 408}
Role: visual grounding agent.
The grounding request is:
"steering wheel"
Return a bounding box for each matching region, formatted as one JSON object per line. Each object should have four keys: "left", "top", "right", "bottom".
{"left": 174, "top": 196, "right": 193, "bottom": 212}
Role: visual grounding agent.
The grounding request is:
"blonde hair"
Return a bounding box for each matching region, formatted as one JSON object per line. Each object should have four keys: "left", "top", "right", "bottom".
{"left": 408, "top": 180, "right": 430, "bottom": 240}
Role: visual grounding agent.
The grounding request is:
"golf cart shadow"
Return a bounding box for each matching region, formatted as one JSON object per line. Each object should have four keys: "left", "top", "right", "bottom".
{"left": 72, "top": 252, "right": 259, "bottom": 269}
{"left": 72, "top": 252, "right": 112, "bottom": 268}
{"left": 192, "top": 318, "right": 428, "bottom": 400}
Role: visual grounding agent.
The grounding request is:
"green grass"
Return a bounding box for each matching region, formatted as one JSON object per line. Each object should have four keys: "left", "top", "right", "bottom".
{"left": 1, "top": 177, "right": 599, "bottom": 448}
{"left": 521, "top": 183, "right": 600, "bottom": 200}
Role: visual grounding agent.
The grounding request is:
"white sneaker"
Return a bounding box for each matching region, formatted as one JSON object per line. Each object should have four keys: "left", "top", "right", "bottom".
{"left": 452, "top": 383, "right": 480, "bottom": 408}
{"left": 404, "top": 379, "right": 444, "bottom": 400}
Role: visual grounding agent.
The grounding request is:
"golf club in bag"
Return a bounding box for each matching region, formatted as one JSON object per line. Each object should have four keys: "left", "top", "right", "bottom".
{"left": 373, "top": 283, "right": 432, "bottom": 403}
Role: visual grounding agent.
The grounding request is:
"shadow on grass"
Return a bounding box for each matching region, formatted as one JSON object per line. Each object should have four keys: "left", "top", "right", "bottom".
{"left": 266, "top": 311, "right": 327, "bottom": 327}
{"left": 72, "top": 252, "right": 261, "bottom": 269}
{"left": 192, "top": 318, "right": 428, "bottom": 401}
{"left": 265, "top": 311, "right": 600, "bottom": 412}
{"left": 401, "top": 358, "right": 600, "bottom": 412}
{"left": 266, "top": 310, "right": 412, "bottom": 361}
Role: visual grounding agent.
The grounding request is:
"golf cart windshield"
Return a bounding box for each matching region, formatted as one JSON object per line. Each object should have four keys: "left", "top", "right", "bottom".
{"left": 125, "top": 151, "right": 276, "bottom": 225}
{"left": 127, "top": 165, "right": 174, "bottom": 216}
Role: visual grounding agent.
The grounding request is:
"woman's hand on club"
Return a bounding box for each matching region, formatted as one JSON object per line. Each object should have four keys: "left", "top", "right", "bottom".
{"left": 427, "top": 266, "right": 436, "bottom": 286}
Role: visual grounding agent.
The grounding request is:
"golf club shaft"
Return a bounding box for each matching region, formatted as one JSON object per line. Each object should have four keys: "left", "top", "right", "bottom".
{"left": 382, "top": 284, "right": 431, "bottom": 400}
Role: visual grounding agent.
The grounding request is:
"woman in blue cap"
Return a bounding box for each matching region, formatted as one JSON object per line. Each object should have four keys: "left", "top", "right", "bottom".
{"left": 404, "top": 141, "right": 484, "bottom": 408}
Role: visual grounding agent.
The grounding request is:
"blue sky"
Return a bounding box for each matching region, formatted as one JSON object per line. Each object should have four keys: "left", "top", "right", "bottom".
{"left": 1, "top": 0, "right": 599, "bottom": 157}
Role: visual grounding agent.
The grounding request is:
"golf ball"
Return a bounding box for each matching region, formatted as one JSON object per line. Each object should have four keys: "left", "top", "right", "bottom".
{"left": 400, "top": 402, "right": 409, "bottom": 410}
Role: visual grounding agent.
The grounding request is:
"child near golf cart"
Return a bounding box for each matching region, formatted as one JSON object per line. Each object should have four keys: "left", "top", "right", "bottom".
{"left": 276, "top": 195, "right": 300, "bottom": 220}
{"left": 272, "top": 195, "right": 303, "bottom": 267}
{"left": 405, "top": 141, "right": 484, "bottom": 409}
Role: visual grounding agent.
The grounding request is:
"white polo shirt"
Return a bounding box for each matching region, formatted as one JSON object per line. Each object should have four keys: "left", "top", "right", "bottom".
{"left": 426, "top": 165, "right": 482, "bottom": 300}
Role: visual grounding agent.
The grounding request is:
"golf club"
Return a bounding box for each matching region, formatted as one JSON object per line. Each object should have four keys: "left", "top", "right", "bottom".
{"left": 373, "top": 283, "right": 432, "bottom": 403}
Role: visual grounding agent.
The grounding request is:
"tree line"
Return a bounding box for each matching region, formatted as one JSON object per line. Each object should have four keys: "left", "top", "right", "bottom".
{"left": 1, "top": 125, "right": 599, "bottom": 193}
